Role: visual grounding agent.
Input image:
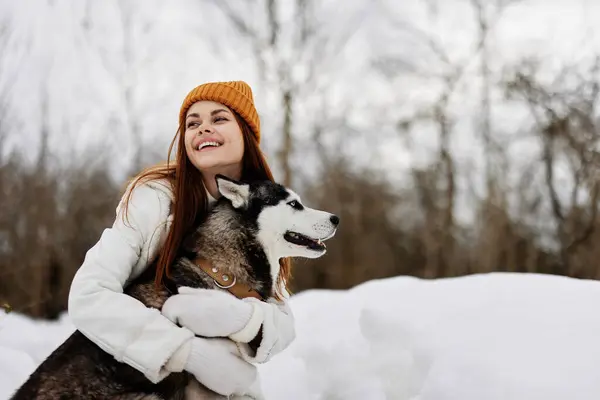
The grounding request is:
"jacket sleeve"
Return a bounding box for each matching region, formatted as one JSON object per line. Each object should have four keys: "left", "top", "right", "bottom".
{"left": 67, "top": 182, "right": 194, "bottom": 383}
{"left": 237, "top": 287, "right": 296, "bottom": 363}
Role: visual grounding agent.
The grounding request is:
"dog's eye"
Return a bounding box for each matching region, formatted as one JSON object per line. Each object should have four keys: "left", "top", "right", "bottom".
{"left": 287, "top": 200, "right": 303, "bottom": 210}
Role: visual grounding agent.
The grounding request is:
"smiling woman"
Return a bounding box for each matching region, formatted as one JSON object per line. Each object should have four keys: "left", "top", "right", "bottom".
{"left": 59, "top": 80, "right": 298, "bottom": 399}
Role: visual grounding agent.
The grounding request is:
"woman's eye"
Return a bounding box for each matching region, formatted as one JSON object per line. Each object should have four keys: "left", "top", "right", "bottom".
{"left": 187, "top": 121, "right": 199, "bottom": 128}
{"left": 214, "top": 116, "right": 228, "bottom": 123}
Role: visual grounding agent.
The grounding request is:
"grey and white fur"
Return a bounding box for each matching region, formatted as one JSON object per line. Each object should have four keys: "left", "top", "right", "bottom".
{"left": 10, "top": 175, "right": 339, "bottom": 400}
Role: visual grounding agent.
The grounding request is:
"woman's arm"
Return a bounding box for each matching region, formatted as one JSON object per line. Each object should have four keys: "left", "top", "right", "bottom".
{"left": 67, "top": 182, "right": 194, "bottom": 383}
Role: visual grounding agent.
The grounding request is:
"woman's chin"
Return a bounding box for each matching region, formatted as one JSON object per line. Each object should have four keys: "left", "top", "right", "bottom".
{"left": 190, "top": 153, "right": 238, "bottom": 172}
{"left": 191, "top": 157, "right": 220, "bottom": 171}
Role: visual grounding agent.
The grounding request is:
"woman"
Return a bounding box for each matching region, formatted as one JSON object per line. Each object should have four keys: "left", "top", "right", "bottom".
{"left": 67, "top": 81, "right": 296, "bottom": 397}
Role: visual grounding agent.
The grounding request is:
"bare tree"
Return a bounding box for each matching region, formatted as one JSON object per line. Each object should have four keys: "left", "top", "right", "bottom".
{"left": 207, "top": 0, "right": 362, "bottom": 187}
{"left": 372, "top": 0, "right": 464, "bottom": 276}
{"left": 371, "top": 0, "right": 524, "bottom": 275}
{"left": 80, "top": 0, "right": 162, "bottom": 174}
{"left": 504, "top": 59, "right": 600, "bottom": 274}
{"left": 0, "top": 12, "right": 20, "bottom": 158}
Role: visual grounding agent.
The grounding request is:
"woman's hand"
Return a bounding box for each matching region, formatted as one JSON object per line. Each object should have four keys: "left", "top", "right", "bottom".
{"left": 162, "top": 287, "right": 264, "bottom": 343}
{"left": 236, "top": 296, "right": 296, "bottom": 364}
{"left": 181, "top": 336, "right": 261, "bottom": 397}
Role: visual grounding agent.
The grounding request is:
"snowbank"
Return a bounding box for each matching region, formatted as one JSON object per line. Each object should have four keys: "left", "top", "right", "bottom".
{"left": 2, "top": 272, "right": 600, "bottom": 400}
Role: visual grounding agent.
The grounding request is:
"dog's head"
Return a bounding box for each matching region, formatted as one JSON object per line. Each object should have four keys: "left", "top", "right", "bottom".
{"left": 215, "top": 174, "right": 339, "bottom": 261}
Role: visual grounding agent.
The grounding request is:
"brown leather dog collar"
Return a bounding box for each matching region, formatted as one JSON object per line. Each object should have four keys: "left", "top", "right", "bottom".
{"left": 193, "top": 258, "right": 263, "bottom": 301}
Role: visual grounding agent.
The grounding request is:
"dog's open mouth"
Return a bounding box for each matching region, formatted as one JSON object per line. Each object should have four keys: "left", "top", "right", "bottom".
{"left": 284, "top": 231, "right": 326, "bottom": 251}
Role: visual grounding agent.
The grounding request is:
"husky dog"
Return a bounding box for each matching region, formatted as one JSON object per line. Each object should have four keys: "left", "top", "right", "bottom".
{"left": 11, "top": 175, "right": 339, "bottom": 400}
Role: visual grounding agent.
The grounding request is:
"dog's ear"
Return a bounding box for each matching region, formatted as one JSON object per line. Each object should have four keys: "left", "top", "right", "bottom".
{"left": 215, "top": 175, "right": 250, "bottom": 209}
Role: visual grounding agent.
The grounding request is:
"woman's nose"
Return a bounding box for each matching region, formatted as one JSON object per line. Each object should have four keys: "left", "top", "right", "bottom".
{"left": 200, "top": 125, "right": 214, "bottom": 134}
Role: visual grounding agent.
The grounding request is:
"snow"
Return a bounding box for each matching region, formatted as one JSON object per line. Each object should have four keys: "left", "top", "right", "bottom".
{"left": 2, "top": 272, "right": 600, "bottom": 399}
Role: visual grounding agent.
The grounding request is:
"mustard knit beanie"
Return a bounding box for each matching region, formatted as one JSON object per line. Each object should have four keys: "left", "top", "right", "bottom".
{"left": 179, "top": 81, "right": 260, "bottom": 143}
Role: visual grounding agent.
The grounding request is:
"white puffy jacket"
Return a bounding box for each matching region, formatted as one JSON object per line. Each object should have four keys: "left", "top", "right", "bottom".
{"left": 67, "top": 178, "right": 296, "bottom": 383}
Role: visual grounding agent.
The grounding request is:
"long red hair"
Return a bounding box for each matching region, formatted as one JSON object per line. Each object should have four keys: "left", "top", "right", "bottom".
{"left": 120, "top": 109, "right": 292, "bottom": 300}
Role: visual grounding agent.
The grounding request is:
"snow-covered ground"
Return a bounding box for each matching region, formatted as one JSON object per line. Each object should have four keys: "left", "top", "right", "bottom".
{"left": 2, "top": 272, "right": 600, "bottom": 399}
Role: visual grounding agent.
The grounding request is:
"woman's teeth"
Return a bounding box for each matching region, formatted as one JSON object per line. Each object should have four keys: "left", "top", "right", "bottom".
{"left": 197, "top": 141, "right": 221, "bottom": 150}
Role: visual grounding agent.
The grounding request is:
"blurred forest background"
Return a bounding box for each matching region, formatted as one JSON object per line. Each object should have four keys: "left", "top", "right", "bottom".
{"left": 0, "top": 0, "right": 599, "bottom": 319}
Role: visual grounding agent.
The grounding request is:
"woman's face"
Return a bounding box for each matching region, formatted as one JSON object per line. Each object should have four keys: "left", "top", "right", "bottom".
{"left": 184, "top": 100, "right": 245, "bottom": 177}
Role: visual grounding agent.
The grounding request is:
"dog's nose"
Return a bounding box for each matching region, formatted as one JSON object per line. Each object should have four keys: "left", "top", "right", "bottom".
{"left": 330, "top": 214, "right": 340, "bottom": 226}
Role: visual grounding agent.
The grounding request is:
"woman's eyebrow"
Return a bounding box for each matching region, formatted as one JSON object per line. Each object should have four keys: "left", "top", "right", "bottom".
{"left": 211, "top": 109, "right": 230, "bottom": 116}
{"left": 186, "top": 109, "right": 229, "bottom": 120}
